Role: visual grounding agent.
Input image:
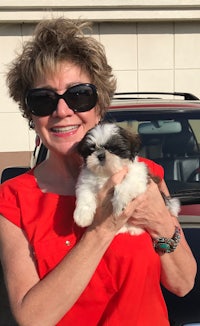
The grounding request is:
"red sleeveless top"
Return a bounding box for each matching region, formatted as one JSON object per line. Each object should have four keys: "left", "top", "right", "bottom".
{"left": 0, "top": 157, "right": 169, "bottom": 325}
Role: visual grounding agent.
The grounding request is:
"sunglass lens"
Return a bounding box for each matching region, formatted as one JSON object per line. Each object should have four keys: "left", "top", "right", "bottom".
{"left": 66, "top": 84, "right": 97, "bottom": 112}
{"left": 26, "top": 89, "right": 57, "bottom": 116}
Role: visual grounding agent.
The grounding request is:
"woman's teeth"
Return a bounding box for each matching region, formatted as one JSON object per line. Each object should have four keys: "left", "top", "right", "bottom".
{"left": 51, "top": 126, "right": 78, "bottom": 133}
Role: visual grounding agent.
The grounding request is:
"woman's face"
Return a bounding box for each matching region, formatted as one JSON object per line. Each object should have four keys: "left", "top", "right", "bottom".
{"left": 32, "top": 61, "right": 100, "bottom": 157}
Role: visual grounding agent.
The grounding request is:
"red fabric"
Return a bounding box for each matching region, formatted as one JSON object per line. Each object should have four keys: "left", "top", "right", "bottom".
{"left": 0, "top": 158, "right": 169, "bottom": 326}
{"left": 138, "top": 156, "right": 164, "bottom": 179}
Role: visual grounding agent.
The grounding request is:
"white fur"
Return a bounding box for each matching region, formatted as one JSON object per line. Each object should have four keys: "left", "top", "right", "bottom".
{"left": 74, "top": 168, "right": 108, "bottom": 227}
{"left": 86, "top": 123, "right": 119, "bottom": 146}
{"left": 165, "top": 197, "right": 181, "bottom": 217}
{"left": 73, "top": 123, "right": 180, "bottom": 236}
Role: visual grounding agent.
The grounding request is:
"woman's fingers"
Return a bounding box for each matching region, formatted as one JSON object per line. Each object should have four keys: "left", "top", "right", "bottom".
{"left": 97, "top": 167, "right": 128, "bottom": 201}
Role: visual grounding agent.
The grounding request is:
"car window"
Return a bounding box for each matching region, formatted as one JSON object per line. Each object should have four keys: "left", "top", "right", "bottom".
{"left": 104, "top": 111, "right": 200, "bottom": 195}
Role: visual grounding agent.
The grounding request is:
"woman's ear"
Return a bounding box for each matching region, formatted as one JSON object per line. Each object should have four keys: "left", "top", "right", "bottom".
{"left": 95, "top": 115, "right": 101, "bottom": 126}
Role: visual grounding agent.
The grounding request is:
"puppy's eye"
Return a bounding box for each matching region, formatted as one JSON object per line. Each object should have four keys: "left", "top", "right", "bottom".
{"left": 105, "top": 145, "right": 117, "bottom": 154}
{"left": 85, "top": 144, "right": 96, "bottom": 157}
{"left": 78, "top": 142, "right": 96, "bottom": 159}
{"left": 89, "top": 144, "right": 96, "bottom": 153}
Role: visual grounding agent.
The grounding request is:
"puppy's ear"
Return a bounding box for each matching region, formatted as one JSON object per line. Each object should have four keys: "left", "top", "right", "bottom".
{"left": 119, "top": 127, "right": 142, "bottom": 158}
{"left": 77, "top": 131, "right": 96, "bottom": 161}
{"left": 130, "top": 133, "right": 142, "bottom": 156}
{"left": 148, "top": 173, "right": 161, "bottom": 185}
{"left": 77, "top": 135, "right": 88, "bottom": 158}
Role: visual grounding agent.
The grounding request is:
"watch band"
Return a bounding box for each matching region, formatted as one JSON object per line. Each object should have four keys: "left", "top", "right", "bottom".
{"left": 152, "top": 226, "right": 181, "bottom": 254}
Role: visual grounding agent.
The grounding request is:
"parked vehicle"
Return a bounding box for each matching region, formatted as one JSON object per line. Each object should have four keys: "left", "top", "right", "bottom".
{"left": 1, "top": 92, "right": 200, "bottom": 326}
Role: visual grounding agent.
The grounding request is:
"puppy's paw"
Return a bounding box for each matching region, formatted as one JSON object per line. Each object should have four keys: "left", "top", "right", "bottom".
{"left": 111, "top": 182, "right": 131, "bottom": 216}
{"left": 73, "top": 205, "right": 95, "bottom": 227}
{"left": 112, "top": 183, "right": 140, "bottom": 216}
{"left": 112, "top": 194, "right": 127, "bottom": 216}
{"left": 112, "top": 164, "right": 148, "bottom": 216}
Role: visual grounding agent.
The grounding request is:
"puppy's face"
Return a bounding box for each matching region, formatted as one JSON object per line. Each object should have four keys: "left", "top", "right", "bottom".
{"left": 77, "top": 123, "right": 141, "bottom": 176}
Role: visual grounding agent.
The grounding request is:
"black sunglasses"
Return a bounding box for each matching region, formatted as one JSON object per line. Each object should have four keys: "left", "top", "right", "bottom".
{"left": 25, "top": 83, "right": 98, "bottom": 117}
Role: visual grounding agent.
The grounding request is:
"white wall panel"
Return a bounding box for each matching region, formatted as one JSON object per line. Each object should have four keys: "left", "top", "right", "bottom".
{"left": 175, "top": 22, "right": 200, "bottom": 68}
{"left": 100, "top": 23, "right": 137, "bottom": 71}
{"left": 0, "top": 74, "right": 18, "bottom": 113}
{"left": 138, "top": 70, "right": 174, "bottom": 94}
{"left": 137, "top": 23, "right": 174, "bottom": 70}
{"left": 0, "top": 24, "right": 21, "bottom": 73}
{"left": 115, "top": 70, "right": 138, "bottom": 92}
{"left": 175, "top": 69, "right": 200, "bottom": 95}
{"left": 0, "top": 113, "right": 33, "bottom": 152}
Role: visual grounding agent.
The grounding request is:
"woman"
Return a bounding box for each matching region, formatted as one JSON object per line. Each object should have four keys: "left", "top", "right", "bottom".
{"left": 0, "top": 18, "right": 196, "bottom": 326}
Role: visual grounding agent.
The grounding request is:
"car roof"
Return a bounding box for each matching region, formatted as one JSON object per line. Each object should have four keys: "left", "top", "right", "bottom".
{"left": 108, "top": 98, "right": 200, "bottom": 120}
{"left": 109, "top": 91, "right": 200, "bottom": 113}
{"left": 110, "top": 99, "right": 200, "bottom": 110}
{"left": 112, "top": 91, "right": 200, "bottom": 101}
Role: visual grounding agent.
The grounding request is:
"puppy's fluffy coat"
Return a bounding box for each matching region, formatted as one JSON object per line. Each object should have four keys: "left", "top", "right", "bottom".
{"left": 74, "top": 123, "right": 180, "bottom": 235}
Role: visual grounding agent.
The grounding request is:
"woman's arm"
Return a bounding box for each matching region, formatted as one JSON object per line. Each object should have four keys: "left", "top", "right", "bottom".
{"left": 127, "top": 179, "right": 197, "bottom": 297}
{"left": 0, "top": 216, "right": 113, "bottom": 326}
{"left": 157, "top": 179, "right": 197, "bottom": 296}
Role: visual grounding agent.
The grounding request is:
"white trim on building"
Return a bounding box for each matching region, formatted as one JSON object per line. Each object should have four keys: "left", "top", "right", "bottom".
{"left": 1, "top": 1, "right": 200, "bottom": 22}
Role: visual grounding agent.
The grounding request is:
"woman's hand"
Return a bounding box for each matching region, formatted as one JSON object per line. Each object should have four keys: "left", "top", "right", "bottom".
{"left": 91, "top": 172, "right": 175, "bottom": 239}
{"left": 90, "top": 167, "right": 140, "bottom": 235}
{"left": 123, "top": 179, "right": 175, "bottom": 238}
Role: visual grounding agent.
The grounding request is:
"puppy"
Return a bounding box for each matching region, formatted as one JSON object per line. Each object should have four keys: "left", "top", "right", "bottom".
{"left": 74, "top": 123, "right": 180, "bottom": 235}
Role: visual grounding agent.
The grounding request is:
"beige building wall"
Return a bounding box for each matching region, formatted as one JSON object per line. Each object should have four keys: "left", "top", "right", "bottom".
{"left": 1, "top": 1, "right": 200, "bottom": 176}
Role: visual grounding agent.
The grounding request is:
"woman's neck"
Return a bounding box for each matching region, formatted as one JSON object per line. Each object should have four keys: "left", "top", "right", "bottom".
{"left": 34, "top": 152, "right": 83, "bottom": 195}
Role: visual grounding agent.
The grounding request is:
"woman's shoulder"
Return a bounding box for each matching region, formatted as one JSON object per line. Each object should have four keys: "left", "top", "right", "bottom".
{"left": 0, "top": 168, "right": 36, "bottom": 192}
{"left": 0, "top": 170, "right": 36, "bottom": 228}
{"left": 137, "top": 156, "right": 164, "bottom": 179}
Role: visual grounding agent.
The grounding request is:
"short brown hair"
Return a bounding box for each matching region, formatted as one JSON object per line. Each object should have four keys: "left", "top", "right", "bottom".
{"left": 6, "top": 17, "right": 116, "bottom": 123}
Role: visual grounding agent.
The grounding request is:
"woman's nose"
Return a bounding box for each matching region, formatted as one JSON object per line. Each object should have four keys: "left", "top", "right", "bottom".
{"left": 52, "top": 98, "right": 75, "bottom": 117}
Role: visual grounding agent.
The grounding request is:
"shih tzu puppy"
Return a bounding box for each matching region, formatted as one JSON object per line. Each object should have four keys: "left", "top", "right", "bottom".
{"left": 73, "top": 123, "right": 180, "bottom": 235}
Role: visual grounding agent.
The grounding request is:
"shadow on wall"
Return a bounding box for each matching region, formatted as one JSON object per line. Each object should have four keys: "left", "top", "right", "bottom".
{"left": 0, "top": 152, "right": 32, "bottom": 180}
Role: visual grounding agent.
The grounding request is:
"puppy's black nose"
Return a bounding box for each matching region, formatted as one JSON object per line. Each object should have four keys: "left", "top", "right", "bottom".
{"left": 97, "top": 150, "right": 105, "bottom": 162}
